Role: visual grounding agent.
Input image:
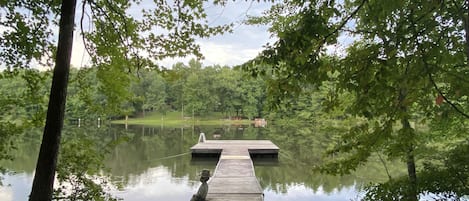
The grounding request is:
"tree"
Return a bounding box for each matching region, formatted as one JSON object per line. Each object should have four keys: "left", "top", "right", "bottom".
{"left": 245, "top": 0, "right": 469, "bottom": 200}
{"left": 2, "top": 0, "right": 231, "bottom": 200}
{"left": 163, "top": 62, "right": 193, "bottom": 112}
{"left": 131, "top": 69, "right": 167, "bottom": 116}
{"left": 213, "top": 66, "right": 239, "bottom": 116}
{"left": 182, "top": 60, "right": 218, "bottom": 116}
{"left": 30, "top": 1, "right": 77, "bottom": 200}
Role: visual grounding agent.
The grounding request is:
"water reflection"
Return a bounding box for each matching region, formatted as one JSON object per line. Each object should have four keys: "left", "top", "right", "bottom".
{"left": 0, "top": 173, "right": 34, "bottom": 200}
{"left": 112, "top": 166, "right": 195, "bottom": 201}
{"left": 264, "top": 185, "right": 360, "bottom": 201}
{"left": 0, "top": 124, "right": 404, "bottom": 200}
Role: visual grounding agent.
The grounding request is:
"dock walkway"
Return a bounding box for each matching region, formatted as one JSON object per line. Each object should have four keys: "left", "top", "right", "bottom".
{"left": 191, "top": 140, "right": 279, "bottom": 201}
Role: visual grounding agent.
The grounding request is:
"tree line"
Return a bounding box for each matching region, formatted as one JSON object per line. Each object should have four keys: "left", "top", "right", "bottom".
{"left": 1, "top": 60, "right": 273, "bottom": 122}
{"left": 1, "top": 60, "right": 348, "bottom": 125}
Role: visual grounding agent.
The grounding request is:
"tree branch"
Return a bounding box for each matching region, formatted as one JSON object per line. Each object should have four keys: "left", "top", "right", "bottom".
{"left": 424, "top": 60, "right": 469, "bottom": 119}
{"left": 377, "top": 152, "right": 393, "bottom": 180}
{"left": 80, "top": 0, "right": 93, "bottom": 64}
{"left": 86, "top": 0, "right": 131, "bottom": 63}
{"left": 317, "top": 0, "right": 367, "bottom": 51}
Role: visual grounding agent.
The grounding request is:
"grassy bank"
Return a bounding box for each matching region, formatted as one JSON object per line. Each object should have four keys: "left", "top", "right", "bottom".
{"left": 112, "top": 111, "right": 253, "bottom": 126}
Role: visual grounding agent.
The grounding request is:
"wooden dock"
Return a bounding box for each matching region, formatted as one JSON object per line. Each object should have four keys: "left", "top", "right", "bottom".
{"left": 191, "top": 140, "right": 279, "bottom": 201}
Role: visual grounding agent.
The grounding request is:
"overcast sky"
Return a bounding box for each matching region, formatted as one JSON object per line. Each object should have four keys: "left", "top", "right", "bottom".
{"left": 70, "top": 1, "right": 275, "bottom": 69}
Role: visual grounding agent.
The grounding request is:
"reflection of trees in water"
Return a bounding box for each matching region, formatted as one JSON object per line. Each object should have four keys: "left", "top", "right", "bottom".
{"left": 104, "top": 124, "right": 273, "bottom": 186}
{"left": 0, "top": 128, "right": 43, "bottom": 173}
{"left": 2, "top": 125, "right": 119, "bottom": 173}
{"left": 254, "top": 124, "right": 406, "bottom": 194}
{"left": 107, "top": 124, "right": 406, "bottom": 194}
{"left": 104, "top": 125, "right": 217, "bottom": 186}
{"left": 3, "top": 124, "right": 406, "bottom": 195}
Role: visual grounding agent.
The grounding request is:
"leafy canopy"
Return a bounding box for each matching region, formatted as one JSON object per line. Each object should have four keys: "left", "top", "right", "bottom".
{"left": 244, "top": 0, "right": 469, "bottom": 199}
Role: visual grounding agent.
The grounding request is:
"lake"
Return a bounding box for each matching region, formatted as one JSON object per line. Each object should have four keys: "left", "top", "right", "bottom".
{"left": 0, "top": 123, "right": 403, "bottom": 200}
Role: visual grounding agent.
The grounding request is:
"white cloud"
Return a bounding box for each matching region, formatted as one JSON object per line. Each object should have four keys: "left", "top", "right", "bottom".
{"left": 69, "top": 1, "right": 273, "bottom": 69}
{"left": 199, "top": 41, "right": 263, "bottom": 66}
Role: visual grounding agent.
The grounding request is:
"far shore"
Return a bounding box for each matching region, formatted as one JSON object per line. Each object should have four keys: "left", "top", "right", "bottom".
{"left": 111, "top": 111, "right": 265, "bottom": 126}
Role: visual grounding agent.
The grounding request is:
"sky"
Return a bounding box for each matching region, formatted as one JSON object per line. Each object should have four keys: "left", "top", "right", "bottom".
{"left": 70, "top": 1, "right": 275, "bottom": 69}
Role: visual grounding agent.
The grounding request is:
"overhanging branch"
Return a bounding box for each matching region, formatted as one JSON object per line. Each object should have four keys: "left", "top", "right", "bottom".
{"left": 424, "top": 60, "right": 469, "bottom": 119}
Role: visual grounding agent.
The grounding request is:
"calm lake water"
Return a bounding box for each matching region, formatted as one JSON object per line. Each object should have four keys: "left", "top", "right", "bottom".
{"left": 0, "top": 123, "right": 402, "bottom": 200}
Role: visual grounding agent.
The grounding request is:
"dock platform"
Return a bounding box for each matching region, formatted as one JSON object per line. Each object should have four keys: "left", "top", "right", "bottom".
{"left": 191, "top": 140, "right": 279, "bottom": 201}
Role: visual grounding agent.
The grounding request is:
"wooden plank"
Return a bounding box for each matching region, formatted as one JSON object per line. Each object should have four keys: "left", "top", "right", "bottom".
{"left": 208, "top": 177, "right": 263, "bottom": 194}
{"left": 214, "top": 159, "right": 255, "bottom": 177}
{"left": 206, "top": 194, "right": 263, "bottom": 201}
{"left": 191, "top": 140, "right": 279, "bottom": 155}
{"left": 219, "top": 155, "right": 251, "bottom": 160}
{"left": 191, "top": 139, "right": 279, "bottom": 201}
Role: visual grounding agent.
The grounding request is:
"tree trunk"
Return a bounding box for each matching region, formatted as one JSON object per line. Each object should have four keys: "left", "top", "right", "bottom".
{"left": 29, "top": 1, "right": 77, "bottom": 200}
{"left": 402, "top": 118, "right": 418, "bottom": 201}
{"left": 399, "top": 85, "right": 418, "bottom": 201}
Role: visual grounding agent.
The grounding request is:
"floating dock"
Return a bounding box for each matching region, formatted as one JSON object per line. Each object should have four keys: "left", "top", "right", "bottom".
{"left": 191, "top": 140, "right": 279, "bottom": 201}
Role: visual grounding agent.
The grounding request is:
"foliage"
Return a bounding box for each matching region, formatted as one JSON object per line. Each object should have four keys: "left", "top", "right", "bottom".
{"left": 1, "top": 62, "right": 271, "bottom": 126}
{"left": 0, "top": 0, "right": 60, "bottom": 70}
{"left": 244, "top": 0, "right": 469, "bottom": 200}
{"left": 0, "top": 70, "right": 50, "bottom": 126}
{"left": 77, "top": 0, "right": 232, "bottom": 118}
{"left": 160, "top": 60, "right": 266, "bottom": 119}
{"left": 131, "top": 70, "right": 167, "bottom": 116}
{"left": 54, "top": 126, "right": 120, "bottom": 201}
{"left": 66, "top": 68, "right": 98, "bottom": 119}
{"left": 2, "top": 0, "right": 232, "bottom": 199}
{"left": 0, "top": 69, "right": 50, "bottom": 184}
{"left": 0, "top": 122, "right": 22, "bottom": 185}
{"left": 418, "top": 141, "right": 469, "bottom": 200}
{"left": 363, "top": 140, "right": 469, "bottom": 201}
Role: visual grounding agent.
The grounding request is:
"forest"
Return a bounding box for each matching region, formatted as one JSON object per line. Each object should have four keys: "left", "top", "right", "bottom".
{"left": 1, "top": 0, "right": 469, "bottom": 201}
{"left": 1, "top": 60, "right": 273, "bottom": 122}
